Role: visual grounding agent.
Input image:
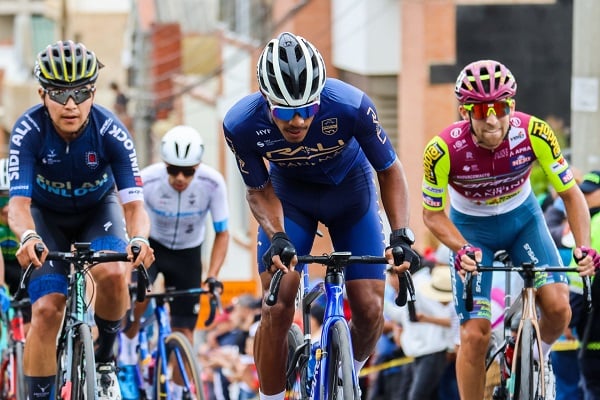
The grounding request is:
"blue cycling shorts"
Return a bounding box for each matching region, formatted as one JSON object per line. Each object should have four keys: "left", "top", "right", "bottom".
{"left": 28, "top": 192, "right": 128, "bottom": 303}
{"left": 450, "top": 192, "right": 568, "bottom": 323}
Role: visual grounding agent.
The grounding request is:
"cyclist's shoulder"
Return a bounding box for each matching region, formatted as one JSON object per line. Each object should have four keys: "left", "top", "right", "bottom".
{"left": 195, "top": 163, "right": 227, "bottom": 186}
{"left": 223, "top": 92, "right": 266, "bottom": 133}
{"left": 141, "top": 162, "right": 166, "bottom": 183}
{"left": 320, "top": 78, "right": 367, "bottom": 111}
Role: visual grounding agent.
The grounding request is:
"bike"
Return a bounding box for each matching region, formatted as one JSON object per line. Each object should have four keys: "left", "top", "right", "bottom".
{"left": 268, "top": 248, "right": 416, "bottom": 400}
{"left": 0, "top": 297, "right": 30, "bottom": 400}
{"left": 128, "top": 281, "right": 222, "bottom": 400}
{"left": 19, "top": 242, "right": 145, "bottom": 399}
{"left": 464, "top": 250, "right": 593, "bottom": 400}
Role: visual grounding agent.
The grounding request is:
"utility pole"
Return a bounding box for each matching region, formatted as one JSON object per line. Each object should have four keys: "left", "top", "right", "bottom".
{"left": 571, "top": 0, "right": 600, "bottom": 171}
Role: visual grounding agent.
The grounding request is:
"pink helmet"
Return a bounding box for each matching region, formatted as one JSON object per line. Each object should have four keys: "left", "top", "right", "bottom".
{"left": 454, "top": 60, "right": 517, "bottom": 103}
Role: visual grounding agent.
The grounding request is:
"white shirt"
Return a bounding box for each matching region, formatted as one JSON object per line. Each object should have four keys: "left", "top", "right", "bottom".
{"left": 142, "top": 162, "right": 229, "bottom": 250}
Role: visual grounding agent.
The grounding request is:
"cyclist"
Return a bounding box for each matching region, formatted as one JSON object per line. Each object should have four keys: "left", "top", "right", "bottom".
{"left": 8, "top": 40, "right": 155, "bottom": 400}
{"left": 223, "top": 31, "right": 418, "bottom": 400}
{"left": 120, "top": 125, "right": 229, "bottom": 360}
{"left": 421, "top": 59, "right": 600, "bottom": 400}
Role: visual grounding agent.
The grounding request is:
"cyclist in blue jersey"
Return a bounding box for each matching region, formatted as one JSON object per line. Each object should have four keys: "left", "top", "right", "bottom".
{"left": 223, "top": 32, "right": 418, "bottom": 400}
{"left": 8, "top": 40, "right": 155, "bottom": 400}
{"left": 422, "top": 59, "right": 600, "bottom": 400}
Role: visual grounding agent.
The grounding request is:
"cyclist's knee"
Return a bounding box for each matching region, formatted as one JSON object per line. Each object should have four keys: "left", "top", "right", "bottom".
{"left": 461, "top": 319, "right": 491, "bottom": 349}
{"left": 31, "top": 295, "right": 64, "bottom": 332}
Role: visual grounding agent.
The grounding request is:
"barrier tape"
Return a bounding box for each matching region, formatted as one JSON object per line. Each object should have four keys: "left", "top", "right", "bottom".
{"left": 359, "top": 356, "right": 414, "bottom": 377}
{"left": 360, "top": 340, "right": 581, "bottom": 377}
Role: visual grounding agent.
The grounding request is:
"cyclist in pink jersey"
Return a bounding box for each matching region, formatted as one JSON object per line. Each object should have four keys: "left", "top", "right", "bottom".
{"left": 421, "top": 59, "right": 600, "bottom": 400}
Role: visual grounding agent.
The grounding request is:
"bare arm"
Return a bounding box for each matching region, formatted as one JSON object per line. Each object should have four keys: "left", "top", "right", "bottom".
{"left": 422, "top": 208, "right": 470, "bottom": 253}
{"left": 559, "top": 185, "right": 591, "bottom": 248}
{"left": 376, "top": 159, "right": 410, "bottom": 230}
{"left": 9, "top": 196, "right": 46, "bottom": 268}
{"left": 246, "top": 181, "right": 285, "bottom": 239}
{"left": 558, "top": 185, "right": 595, "bottom": 274}
{"left": 206, "top": 229, "right": 230, "bottom": 279}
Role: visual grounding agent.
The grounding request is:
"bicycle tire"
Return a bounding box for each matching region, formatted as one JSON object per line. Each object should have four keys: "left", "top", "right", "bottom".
{"left": 516, "top": 320, "right": 535, "bottom": 400}
{"left": 322, "top": 320, "right": 359, "bottom": 400}
{"left": 0, "top": 341, "right": 25, "bottom": 400}
{"left": 55, "top": 324, "right": 96, "bottom": 400}
{"left": 285, "top": 323, "right": 308, "bottom": 400}
{"left": 153, "top": 331, "right": 205, "bottom": 400}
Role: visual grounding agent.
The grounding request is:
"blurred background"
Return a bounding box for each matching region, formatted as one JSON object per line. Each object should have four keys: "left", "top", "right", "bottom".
{"left": 0, "top": 0, "right": 597, "bottom": 299}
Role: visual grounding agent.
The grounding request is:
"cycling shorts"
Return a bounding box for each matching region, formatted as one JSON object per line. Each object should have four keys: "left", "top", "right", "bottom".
{"left": 147, "top": 238, "right": 202, "bottom": 330}
{"left": 450, "top": 192, "right": 568, "bottom": 323}
{"left": 28, "top": 192, "right": 128, "bottom": 304}
{"left": 257, "top": 161, "right": 387, "bottom": 281}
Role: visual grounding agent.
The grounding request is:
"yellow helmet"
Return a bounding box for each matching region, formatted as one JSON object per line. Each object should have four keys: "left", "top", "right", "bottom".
{"left": 35, "top": 40, "right": 103, "bottom": 88}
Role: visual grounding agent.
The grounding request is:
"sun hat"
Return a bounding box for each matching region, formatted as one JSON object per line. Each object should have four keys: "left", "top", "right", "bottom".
{"left": 419, "top": 266, "right": 453, "bottom": 303}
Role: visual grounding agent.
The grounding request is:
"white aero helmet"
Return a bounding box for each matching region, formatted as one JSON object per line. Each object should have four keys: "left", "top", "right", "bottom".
{"left": 160, "top": 125, "right": 205, "bottom": 167}
{"left": 0, "top": 158, "right": 8, "bottom": 192}
{"left": 257, "top": 32, "right": 326, "bottom": 106}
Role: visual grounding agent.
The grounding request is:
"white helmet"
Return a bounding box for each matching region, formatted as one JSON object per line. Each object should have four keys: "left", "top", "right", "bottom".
{"left": 160, "top": 125, "right": 204, "bottom": 167}
{"left": 0, "top": 158, "right": 8, "bottom": 191}
{"left": 257, "top": 32, "right": 326, "bottom": 106}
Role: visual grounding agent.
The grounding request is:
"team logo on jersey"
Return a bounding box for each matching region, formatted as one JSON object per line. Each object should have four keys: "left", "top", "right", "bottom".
{"left": 423, "top": 194, "right": 442, "bottom": 208}
{"left": 85, "top": 152, "right": 99, "bottom": 169}
{"left": 510, "top": 154, "right": 532, "bottom": 169}
{"left": 322, "top": 118, "right": 338, "bottom": 135}
{"left": 424, "top": 141, "right": 445, "bottom": 185}
{"left": 508, "top": 127, "right": 526, "bottom": 149}
{"left": 42, "top": 149, "right": 61, "bottom": 165}
{"left": 510, "top": 116, "right": 522, "bottom": 127}
{"left": 450, "top": 128, "right": 462, "bottom": 139}
{"left": 530, "top": 120, "right": 561, "bottom": 158}
{"left": 559, "top": 168, "right": 574, "bottom": 185}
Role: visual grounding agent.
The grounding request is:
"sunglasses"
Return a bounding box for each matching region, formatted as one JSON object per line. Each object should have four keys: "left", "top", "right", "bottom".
{"left": 268, "top": 99, "right": 320, "bottom": 121}
{"left": 44, "top": 87, "right": 95, "bottom": 105}
{"left": 166, "top": 165, "right": 196, "bottom": 177}
{"left": 463, "top": 100, "right": 512, "bottom": 120}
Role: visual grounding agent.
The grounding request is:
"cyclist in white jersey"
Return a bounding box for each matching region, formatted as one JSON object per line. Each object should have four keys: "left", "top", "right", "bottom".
{"left": 122, "top": 125, "right": 229, "bottom": 346}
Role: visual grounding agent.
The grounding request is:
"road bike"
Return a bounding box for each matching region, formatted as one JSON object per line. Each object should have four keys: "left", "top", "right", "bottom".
{"left": 268, "top": 247, "right": 416, "bottom": 400}
{"left": 463, "top": 250, "right": 593, "bottom": 400}
{"left": 0, "top": 297, "right": 29, "bottom": 400}
{"left": 20, "top": 242, "right": 144, "bottom": 399}
{"left": 128, "top": 281, "right": 222, "bottom": 399}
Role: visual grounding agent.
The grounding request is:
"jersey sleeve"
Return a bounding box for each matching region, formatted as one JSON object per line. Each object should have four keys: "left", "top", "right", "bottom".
{"left": 422, "top": 136, "right": 451, "bottom": 211}
{"left": 104, "top": 121, "right": 145, "bottom": 204}
{"left": 209, "top": 171, "right": 230, "bottom": 233}
{"left": 223, "top": 130, "right": 270, "bottom": 190}
{"left": 352, "top": 94, "right": 398, "bottom": 171}
{"left": 528, "top": 116, "right": 575, "bottom": 193}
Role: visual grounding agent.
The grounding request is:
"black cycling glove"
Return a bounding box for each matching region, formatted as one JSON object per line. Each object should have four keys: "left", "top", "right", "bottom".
{"left": 204, "top": 277, "right": 224, "bottom": 293}
{"left": 262, "top": 232, "right": 295, "bottom": 269}
{"left": 388, "top": 233, "right": 420, "bottom": 270}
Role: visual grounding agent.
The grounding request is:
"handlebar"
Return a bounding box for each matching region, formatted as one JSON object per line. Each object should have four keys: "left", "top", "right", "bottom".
{"left": 15, "top": 242, "right": 144, "bottom": 300}
{"left": 463, "top": 250, "right": 594, "bottom": 313}
{"left": 265, "top": 247, "right": 418, "bottom": 321}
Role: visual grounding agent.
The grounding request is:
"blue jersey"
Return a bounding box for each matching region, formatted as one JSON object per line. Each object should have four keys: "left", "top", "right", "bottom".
{"left": 8, "top": 104, "right": 143, "bottom": 213}
{"left": 223, "top": 78, "right": 397, "bottom": 188}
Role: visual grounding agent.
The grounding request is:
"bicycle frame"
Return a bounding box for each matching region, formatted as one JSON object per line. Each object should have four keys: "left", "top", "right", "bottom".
{"left": 465, "top": 252, "right": 593, "bottom": 400}
{"left": 302, "top": 262, "right": 356, "bottom": 400}
{"left": 277, "top": 250, "right": 416, "bottom": 400}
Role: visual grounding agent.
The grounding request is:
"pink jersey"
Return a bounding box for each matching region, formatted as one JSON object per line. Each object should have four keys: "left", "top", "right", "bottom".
{"left": 422, "top": 111, "right": 574, "bottom": 216}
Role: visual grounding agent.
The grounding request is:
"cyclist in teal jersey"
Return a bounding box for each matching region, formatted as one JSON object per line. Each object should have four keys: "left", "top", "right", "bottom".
{"left": 421, "top": 59, "right": 600, "bottom": 400}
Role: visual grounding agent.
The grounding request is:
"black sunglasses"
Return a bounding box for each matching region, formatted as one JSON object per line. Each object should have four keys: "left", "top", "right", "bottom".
{"left": 44, "top": 87, "right": 95, "bottom": 105}
{"left": 166, "top": 165, "right": 196, "bottom": 177}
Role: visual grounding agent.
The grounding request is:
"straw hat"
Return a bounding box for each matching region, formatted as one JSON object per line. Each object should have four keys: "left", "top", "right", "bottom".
{"left": 419, "top": 266, "right": 453, "bottom": 303}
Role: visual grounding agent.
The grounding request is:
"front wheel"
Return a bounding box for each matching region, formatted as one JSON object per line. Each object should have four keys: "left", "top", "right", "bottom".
{"left": 154, "top": 332, "right": 205, "bottom": 400}
{"left": 55, "top": 324, "right": 96, "bottom": 400}
{"left": 323, "top": 320, "right": 359, "bottom": 400}
{"left": 285, "top": 323, "right": 310, "bottom": 400}
{"left": 516, "top": 320, "right": 535, "bottom": 400}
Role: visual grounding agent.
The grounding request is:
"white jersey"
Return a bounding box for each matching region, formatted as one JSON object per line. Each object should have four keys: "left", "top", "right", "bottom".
{"left": 142, "top": 162, "right": 229, "bottom": 250}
